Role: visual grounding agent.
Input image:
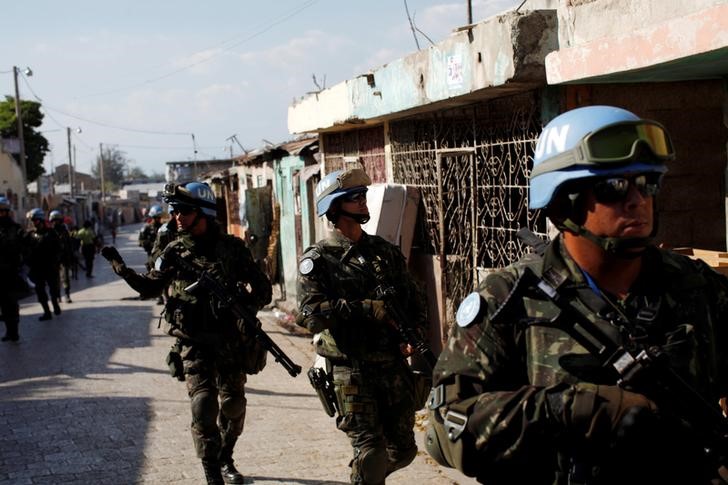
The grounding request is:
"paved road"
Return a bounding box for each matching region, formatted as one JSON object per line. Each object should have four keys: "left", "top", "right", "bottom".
{"left": 0, "top": 224, "right": 477, "bottom": 485}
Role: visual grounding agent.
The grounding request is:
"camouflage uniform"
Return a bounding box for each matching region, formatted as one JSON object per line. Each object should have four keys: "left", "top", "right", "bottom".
{"left": 139, "top": 218, "right": 163, "bottom": 268}
{"left": 115, "top": 228, "right": 271, "bottom": 464}
{"left": 297, "top": 230, "right": 427, "bottom": 485}
{"left": 0, "top": 215, "right": 27, "bottom": 341}
{"left": 428, "top": 235, "right": 728, "bottom": 484}
{"left": 53, "top": 221, "right": 75, "bottom": 302}
{"left": 27, "top": 221, "right": 63, "bottom": 317}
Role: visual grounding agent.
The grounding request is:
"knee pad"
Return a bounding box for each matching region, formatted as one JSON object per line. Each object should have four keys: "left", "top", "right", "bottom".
{"left": 190, "top": 391, "right": 218, "bottom": 429}
{"left": 220, "top": 395, "right": 246, "bottom": 421}
{"left": 387, "top": 444, "right": 417, "bottom": 475}
{"left": 354, "top": 446, "right": 387, "bottom": 484}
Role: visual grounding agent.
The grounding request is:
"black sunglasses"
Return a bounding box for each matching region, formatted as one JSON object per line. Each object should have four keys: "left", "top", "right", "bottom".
{"left": 343, "top": 192, "right": 367, "bottom": 203}
{"left": 172, "top": 205, "right": 197, "bottom": 216}
{"left": 592, "top": 173, "right": 662, "bottom": 204}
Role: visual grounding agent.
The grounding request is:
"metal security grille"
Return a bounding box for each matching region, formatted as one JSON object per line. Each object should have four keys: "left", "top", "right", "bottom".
{"left": 391, "top": 92, "right": 547, "bottom": 330}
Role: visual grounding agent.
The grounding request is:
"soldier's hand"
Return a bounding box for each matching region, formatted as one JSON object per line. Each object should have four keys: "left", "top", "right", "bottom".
{"left": 101, "top": 245, "right": 123, "bottom": 263}
{"left": 362, "top": 299, "right": 389, "bottom": 323}
{"left": 558, "top": 383, "right": 658, "bottom": 439}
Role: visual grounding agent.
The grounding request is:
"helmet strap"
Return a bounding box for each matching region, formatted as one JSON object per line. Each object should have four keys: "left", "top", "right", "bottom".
{"left": 338, "top": 209, "right": 370, "bottom": 225}
{"left": 554, "top": 195, "right": 658, "bottom": 259}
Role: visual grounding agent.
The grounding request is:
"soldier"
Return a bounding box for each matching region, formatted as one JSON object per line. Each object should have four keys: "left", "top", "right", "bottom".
{"left": 49, "top": 210, "right": 75, "bottom": 303}
{"left": 0, "top": 196, "right": 26, "bottom": 341}
{"left": 27, "top": 208, "right": 63, "bottom": 321}
{"left": 296, "top": 168, "right": 428, "bottom": 484}
{"left": 139, "top": 204, "right": 164, "bottom": 268}
{"left": 101, "top": 181, "right": 272, "bottom": 485}
{"left": 425, "top": 106, "right": 728, "bottom": 484}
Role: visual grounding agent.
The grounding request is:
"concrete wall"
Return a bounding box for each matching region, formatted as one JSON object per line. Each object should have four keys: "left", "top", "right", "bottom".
{"left": 288, "top": 9, "right": 557, "bottom": 134}
{"left": 556, "top": 0, "right": 726, "bottom": 48}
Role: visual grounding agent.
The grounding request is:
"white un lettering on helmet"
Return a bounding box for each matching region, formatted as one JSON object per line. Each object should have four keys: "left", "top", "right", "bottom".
{"left": 195, "top": 185, "right": 215, "bottom": 203}
{"left": 534, "top": 124, "right": 570, "bottom": 160}
{"left": 315, "top": 176, "right": 334, "bottom": 198}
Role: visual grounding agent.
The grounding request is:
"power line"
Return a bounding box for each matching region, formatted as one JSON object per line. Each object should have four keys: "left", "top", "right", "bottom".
{"left": 75, "top": 0, "right": 320, "bottom": 100}
{"left": 20, "top": 72, "right": 191, "bottom": 137}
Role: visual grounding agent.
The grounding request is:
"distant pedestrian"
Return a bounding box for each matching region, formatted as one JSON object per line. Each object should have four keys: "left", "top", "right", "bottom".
{"left": 75, "top": 220, "right": 99, "bottom": 278}
{"left": 27, "top": 208, "right": 62, "bottom": 320}
{"left": 0, "top": 196, "right": 26, "bottom": 341}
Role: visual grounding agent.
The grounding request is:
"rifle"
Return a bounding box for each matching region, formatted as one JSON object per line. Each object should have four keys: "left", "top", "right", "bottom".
{"left": 161, "top": 248, "right": 302, "bottom": 378}
{"left": 375, "top": 284, "right": 437, "bottom": 370}
{"left": 515, "top": 265, "right": 728, "bottom": 480}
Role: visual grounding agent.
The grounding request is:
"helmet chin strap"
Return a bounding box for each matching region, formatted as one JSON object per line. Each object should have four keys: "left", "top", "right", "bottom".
{"left": 557, "top": 197, "right": 658, "bottom": 259}
{"left": 560, "top": 218, "right": 651, "bottom": 258}
{"left": 339, "top": 210, "right": 370, "bottom": 225}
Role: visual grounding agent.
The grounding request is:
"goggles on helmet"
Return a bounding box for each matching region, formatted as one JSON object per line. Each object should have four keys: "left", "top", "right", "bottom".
{"left": 531, "top": 120, "right": 674, "bottom": 179}
{"left": 592, "top": 173, "right": 662, "bottom": 204}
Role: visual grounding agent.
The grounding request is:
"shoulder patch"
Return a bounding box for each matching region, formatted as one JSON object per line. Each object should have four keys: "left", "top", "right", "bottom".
{"left": 299, "top": 258, "right": 315, "bottom": 275}
{"left": 456, "top": 292, "right": 485, "bottom": 328}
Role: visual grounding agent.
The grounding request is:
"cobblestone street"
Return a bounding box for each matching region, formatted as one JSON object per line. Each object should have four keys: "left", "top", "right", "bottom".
{"left": 0, "top": 224, "right": 475, "bottom": 485}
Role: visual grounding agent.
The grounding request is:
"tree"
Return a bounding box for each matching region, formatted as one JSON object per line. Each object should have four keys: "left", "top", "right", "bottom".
{"left": 127, "top": 166, "right": 149, "bottom": 182}
{"left": 92, "top": 145, "right": 130, "bottom": 190}
{"left": 0, "top": 96, "right": 49, "bottom": 182}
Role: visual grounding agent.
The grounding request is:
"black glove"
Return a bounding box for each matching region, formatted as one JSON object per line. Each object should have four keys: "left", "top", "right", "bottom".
{"left": 553, "top": 383, "right": 657, "bottom": 440}
{"left": 101, "top": 246, "right": 127, "bottom": 275}
{"left": 361, "top": 299, "right": 390, "bottom": 323}
{"left": 101, "top": 246, "right": 123, "bottom": 264}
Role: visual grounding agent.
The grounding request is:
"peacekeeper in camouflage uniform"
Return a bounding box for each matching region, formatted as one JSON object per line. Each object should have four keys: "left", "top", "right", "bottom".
{"left": 0, "top": 196, "right": 27, "bottom": 342}
{"left": 425, "top": 106, "right": 728, "bottom": 484}
{"left": 139, "top": 204, "right": 164, "bottom": 268}
{"left": 49, "top": 210, "right": 75, "bottom": 303}
{"left": 297, "top": 168, "right": 427, "bottom": 485}
{"left": 27, "top": 208, "right": 63, "bottom": 320}
{"left": 101, "top": 181, "right": 272, "bottom": 485}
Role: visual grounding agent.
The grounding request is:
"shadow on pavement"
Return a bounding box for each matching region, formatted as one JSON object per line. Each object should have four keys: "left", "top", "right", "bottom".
{"left": 0, "top": 396, "right": 149, "bottom": 483}
{"left": 247, "top": 477, "right": 349, "bottom": 485}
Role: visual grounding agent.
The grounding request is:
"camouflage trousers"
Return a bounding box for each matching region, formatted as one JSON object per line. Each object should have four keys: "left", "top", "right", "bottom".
{"left": 183, "top": 346, "right": 247, "bottom": 462}
{"left": 333, "top": 360, "right": 418, "bottom": 484}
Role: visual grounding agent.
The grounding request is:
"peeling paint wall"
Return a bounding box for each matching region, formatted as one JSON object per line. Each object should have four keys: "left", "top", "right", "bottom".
{"left": 288, "top": 10, "right": 557, "bottom": 135}
{"left": 558, "top": 0, "right": 727, "bottom": 47}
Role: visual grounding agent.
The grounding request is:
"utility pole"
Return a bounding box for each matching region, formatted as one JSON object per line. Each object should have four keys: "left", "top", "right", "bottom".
{"left": 99, "top": 143, "right": 105, "bottom": 220}
{"left": 467, "top": 0, "right": 473, "bottom": 25}
{"left": 12, "top": 66, "right": 27, "bottom": 212}
{"left": 67, "top": 127, "right": 74, "bottom": 196}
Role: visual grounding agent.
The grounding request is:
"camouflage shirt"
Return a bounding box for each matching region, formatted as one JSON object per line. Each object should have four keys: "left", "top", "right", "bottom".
{"left": 138, "top": 219, "right": 162, "bottom": 255}
{"left": 119, "top": 228, "right": 272, "bottom": 346}
{"left": 430, "top": 235, "right": 728, "bottom": 484}
{"left": 27, "top": 224, "right": 62, "bottom": 272}
{"left": 0, "top": 217, "right": 26, "bottom": 280}
{"left": 296, "top": 230, "right": 427, "bottom": 363}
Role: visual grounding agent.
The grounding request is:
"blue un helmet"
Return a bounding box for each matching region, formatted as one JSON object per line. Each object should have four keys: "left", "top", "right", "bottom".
{"left": 148, "top": 205, "right": 163, "bottom": 218}
{"left": 162, "top": 181, "right": 217, "bottom": 217}
{"left": 28, "top": 208, "right": 45, "bottom": 221}
{"left": 529, "top": 105, "right": 675, "bottom": 253}
{"left": 49, "top": 210, "right": 64, "bottom": 222}
{"left": 315, "top": 168, "right": 371, "bottom": 221}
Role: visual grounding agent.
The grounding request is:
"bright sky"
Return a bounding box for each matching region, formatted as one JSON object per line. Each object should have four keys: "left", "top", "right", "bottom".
{"left": 2, "top": 0, "right": 521, "bottom": 178}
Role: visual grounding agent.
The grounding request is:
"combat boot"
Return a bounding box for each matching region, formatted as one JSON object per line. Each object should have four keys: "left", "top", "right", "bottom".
{"left": 52, "top": 298, "right": 62, "bottom": 315}
{"left": 39, "top": 301, "right": 52, "bottom": 321}
{"left": 220, "top": 460, "right": 245, "bottom": 484}
{"left": 201, "top": 459, "right": 224, "bottom": 485}
{"left": 2, "top": 321, "right": 19, "bottom": 342}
